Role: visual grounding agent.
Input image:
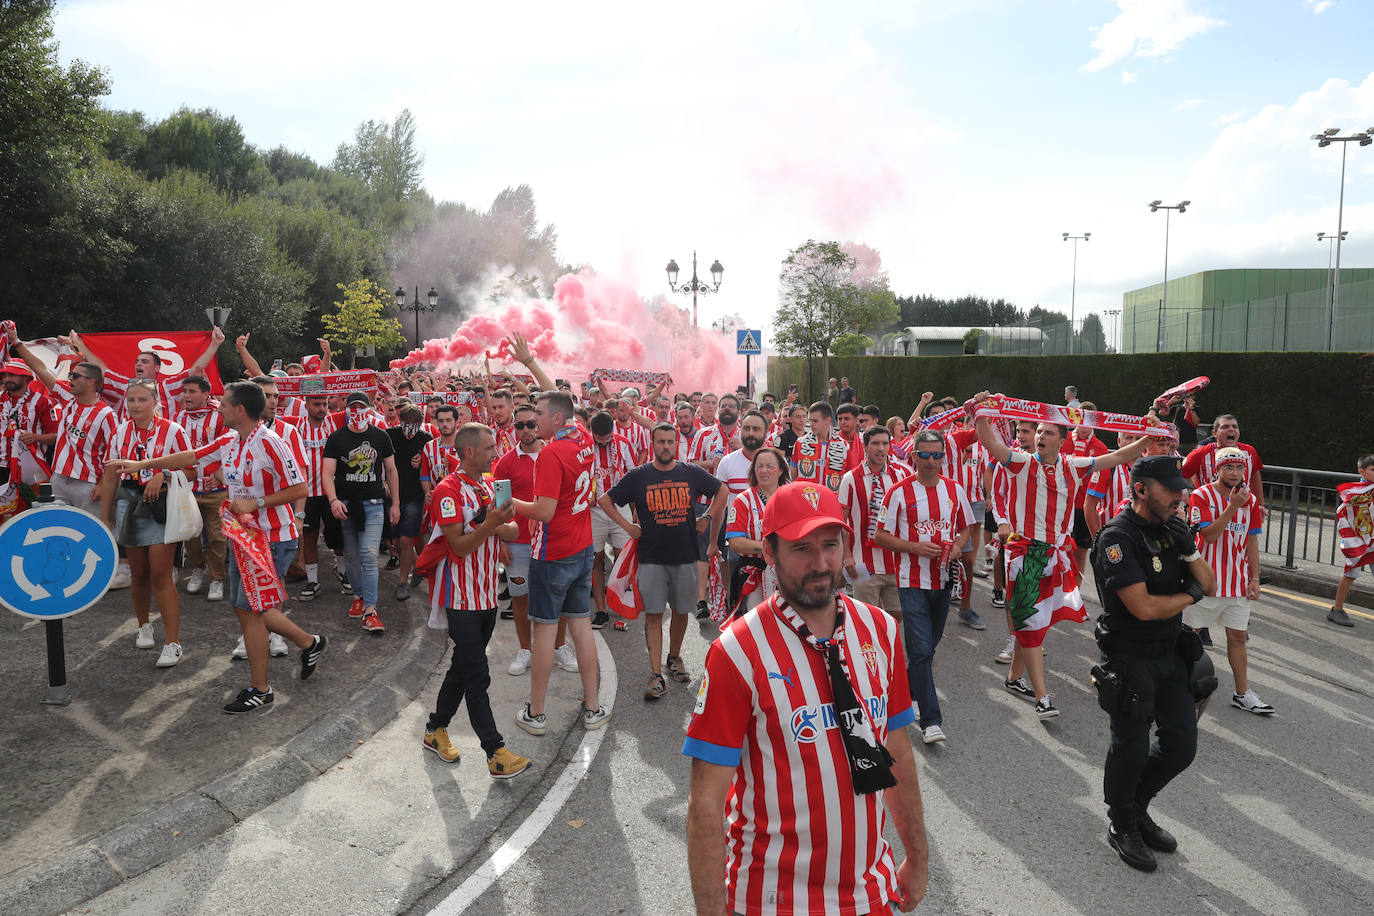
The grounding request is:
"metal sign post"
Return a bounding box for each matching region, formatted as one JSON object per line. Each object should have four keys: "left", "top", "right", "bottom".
{"left": 736, "top": 330, "right": 762, "bottom": 399}
{"left": 0, "top": 486, "right": 118, "bottom": 705}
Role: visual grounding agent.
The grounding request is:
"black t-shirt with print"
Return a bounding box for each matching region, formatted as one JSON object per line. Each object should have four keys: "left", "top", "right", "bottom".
{"left": 608, "top": 461, "right": 722, "bottom": 565}
{"left": 387, "top": 427, "right": 432, "bottom": 502}
{"left": 323, "top": 426, "right": 395, "bottom": 501}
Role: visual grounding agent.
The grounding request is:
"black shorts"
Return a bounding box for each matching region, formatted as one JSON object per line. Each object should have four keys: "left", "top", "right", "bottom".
{"left": 1072, "top": 508, "right": 1092, "bottom": 549}
{"left": 984, "top": 509, "right": 998, "bottom": 534}
{"left": 302, "top": 495, "right": 331, "bottom": 530}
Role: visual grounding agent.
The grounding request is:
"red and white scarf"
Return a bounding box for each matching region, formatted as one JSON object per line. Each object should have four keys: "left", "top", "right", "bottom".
{"left": 965, "top": 395, "right": 1177, "bottom": 441}
{"left": 593, "top": 368, "right": 671, "bottom": 386}
{"left": 221, "top": 502, "right": 286, "bottom": 614}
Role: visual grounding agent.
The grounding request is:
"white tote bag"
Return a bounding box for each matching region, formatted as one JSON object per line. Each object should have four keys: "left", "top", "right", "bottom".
{"left": 162, "top": 471, "right": 204, "bottom": 543}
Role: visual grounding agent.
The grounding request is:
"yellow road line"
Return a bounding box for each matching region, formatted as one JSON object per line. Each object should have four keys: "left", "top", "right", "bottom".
{"left": 1265, "top": 586, "right": 1374, "bottom": 621}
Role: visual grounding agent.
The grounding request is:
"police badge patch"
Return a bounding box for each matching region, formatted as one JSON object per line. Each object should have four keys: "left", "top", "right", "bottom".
{"left": 1152, "top": 556, "right": 1163, "bottom": 572}
{"left": 1105, "top": 544, "right": 1123, "bottom": 564}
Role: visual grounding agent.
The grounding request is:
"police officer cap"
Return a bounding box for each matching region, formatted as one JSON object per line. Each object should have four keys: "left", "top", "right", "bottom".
{"left": 1130, "top": 454, "right": 1190, "bottom": 490}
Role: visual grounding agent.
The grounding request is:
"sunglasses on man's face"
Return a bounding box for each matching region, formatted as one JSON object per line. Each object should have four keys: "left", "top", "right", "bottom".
{"left": 914, "top": 450, "right": 945, "bottom": 461}
{"left": 513, "top": 421, "right": 537, "bottom": 431}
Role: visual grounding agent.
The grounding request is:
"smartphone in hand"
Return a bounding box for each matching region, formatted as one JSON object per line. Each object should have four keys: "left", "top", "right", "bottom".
{"left": 493, "top": 478, "right": 512, "bottom": 508}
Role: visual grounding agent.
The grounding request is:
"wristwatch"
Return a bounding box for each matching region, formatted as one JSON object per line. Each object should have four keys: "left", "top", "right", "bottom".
{"left": 256, "top": 497, "right": 266, "bottom": 509}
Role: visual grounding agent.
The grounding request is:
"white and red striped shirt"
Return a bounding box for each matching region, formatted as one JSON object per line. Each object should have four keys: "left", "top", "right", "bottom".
{"left": 880, "top": 474, "right": 974, "bottom": 588}
{"left": 715, "top": 448, "right": 754, "bottom": 502}
{"left": 1087, "top": 464, "right": 1132, "bottom": 525}
{"left": 102, "top": 369, "right": 187, "bottom": 424}
{"left": 493, "top": 423, "right": 517, "bottom": 458}
{"left": 0, "top": 388, "right": 58, "bottom": 481}
{"left": 48, "top": 386, "right": 116, "bottom": 484}
{"left": 673, "top": 426, "right": 697, "bottom": 462}
{"left": 1190, "top": 484, "right": 1263, "bottom": 598}
{"left": 298, "top": 414, "right": 340, "bottom": 498}
{"left": 1004, "top": 451, "right": 1096, "bottom": 545}
{"left": 616, "top": 418, "right": 651, "bottom": 462}
{"left": 952, "top": 439, "right": 987, "bottom": 504}
{"left": 682, "top": 595, "right": 916, "bottom": 916}
{"left": 1068, "top": 431, "right": 1109, "bottom": 508}
{"left": 592, "top": 434, "right": 638, "bottom": 498}
{"left": 428, "top": 472, "right": 500, "bottom": 610}
{"left": 724, "top": 487, "right": 773, "bottom": 600}
{"left": 265, "top": 416, "right": 307, "bottom": 470}
{"left": 421, "top": 436, "right": 458, "bottom": 489}
{"left": 1183, "top": 441, "right": 1263, "bottom": 486}
{"left": 837, "top": 461, "right": 911, "bottom": 576}
{"left": 278, "top": 395, "right": 307, "bottom": 427}
{"left": 109, "top": 417, "right": 191, "bottom": 486}
{"left": 194, "top": 426, "right": 305, "bottom": 542}
{"left": 689, "top": 423, "right": 734, "bottom": 466}
{"left": 181, "top": 405, "right": 227, "bottom": 492}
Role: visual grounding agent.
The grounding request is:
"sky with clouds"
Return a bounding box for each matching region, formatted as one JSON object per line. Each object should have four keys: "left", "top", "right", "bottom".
{"left": 51, "top": 0, "right": 1374, "bottom": 347}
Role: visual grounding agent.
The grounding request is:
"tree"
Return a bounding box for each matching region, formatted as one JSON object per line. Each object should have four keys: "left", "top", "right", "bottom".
{"left": 963, "top": 328, "right": 983, "bottom": 354}
{"left": 1078, "top": 312, "right": 1109, "bottom": 353}
{"left": 331, "top": 109, "right": 425, "bottom": 203}
{"left": 831, "top": 333, "right": 874, "bottom": 356}
{"left": 321, "top": 280, "right": 406, "bottom": 367}
{"left": 773, "top": 240, "right": 897, "bottom": 396}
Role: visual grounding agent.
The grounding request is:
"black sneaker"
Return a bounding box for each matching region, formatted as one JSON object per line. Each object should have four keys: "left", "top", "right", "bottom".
{"left": 300, "top": 634, "right": 327, "bottom": 681}
{"left": 339, "top": 572, "right": 353, "bottom": 595}
{"left": 1035, "top": 697, "right": 1060, "bottom": 720}
{"left": 1004, "top": 676, "right": 1035, "bottom": 698}
{"left": 385, "top": 555, "right": 400, "bottom": 570}
{"left": 695, "top": 600, "right": 710, "bottom": 620}
{"left": 591, "top": 610, "right": 610, "bottom": 629}
{"left": 224, "top": 686, "right": 274, "bottom": 714}
{"left": 991, "top": 588, "right": 1005, "bottom": 608}
{"left": 1198, "top": 626, "right": 1212, "bottom": 647}
{"left": 500, "top": 609, "right": 515, "bottom": 620}
{"left": 299, "top": 581, "right": 320, "bottom": 601}
{"left": 410, "top": 572, "right": 424, "bottom": 588}
{"left": 498, "top": 586, "right": 511, "bottom": 602}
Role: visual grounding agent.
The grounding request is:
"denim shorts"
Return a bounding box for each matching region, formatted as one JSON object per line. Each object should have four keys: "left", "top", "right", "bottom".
{"left": 395, "top": 499, "right": 424, "bottom": 538}
{"left": 505, "top": 542, "right": 531, "bottom": 597}
{"left": 528, "top": 546, "right": 594, "bottom": 622}
{"left": 228, "top": 538, "right": 298, "bottom": 613}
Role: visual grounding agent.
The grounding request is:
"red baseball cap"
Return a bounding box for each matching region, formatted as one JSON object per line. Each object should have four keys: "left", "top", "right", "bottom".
{"left": 761, "top": 482, "right": 853, "bottom": 542}
{"left": 1, "top": 360, "right": 33, "bottom": 378}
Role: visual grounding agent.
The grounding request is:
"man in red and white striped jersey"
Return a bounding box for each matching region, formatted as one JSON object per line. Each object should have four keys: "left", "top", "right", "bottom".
{"left": 251, "top": 376, "right": 307, "bottom": 469}
{"left": 1186, "top": 448, "right": 1273, "bottom": 715}
{"left": 671, "top": 402, "right": 698, "bottom": 462}
{"left": 974, "top": 394, "right": 1148, "bottom": 719}
{"left": 1182, "top": 413, "right": 1263, "bottom": 502}
{"left": 839, "top": 424, "right": 911, "bottom": 620}
{"left": 4, "top": 326, "right": 111, "bottom": 513}
{"left": 297, "top": 394, "right": 340, "bottom": 600}
{"left": 0, "top": 359, "right": 58, "bottom": 489}
{"left": 1067, "top": 403, "right": 1111, "bottom": 572}
{"left": 791, "top": 401, "right": 859, "bottom": 492}
{"left": 420, "top": 404, "right": 460, "bottom": 497}
{"left": 610, "top": 395, "right": 651, "bottom": 463}
{"left": 876, "top": 430, "right": 974, "bottom": 744}
{"left": 950, "top": 429, "right": 989, "bottom": 630}
{"left": 684, "top": 481, "right": 928, "bottom": 915}
{"left": 180, "top": 375, "right": 229, "bottom": 600}
{"left": 489, "top": 388, "right": 518, "bottom": 458}
{"left": 588, "top": 410, "right": 639, "bottom": 629}
{"left": 421, "top": 422, "right": 532, "bottom": 777}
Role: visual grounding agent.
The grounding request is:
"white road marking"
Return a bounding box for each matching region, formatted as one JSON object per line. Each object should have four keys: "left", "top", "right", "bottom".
{"left": 429, "top": 632, "right": 617, "bottom": 915}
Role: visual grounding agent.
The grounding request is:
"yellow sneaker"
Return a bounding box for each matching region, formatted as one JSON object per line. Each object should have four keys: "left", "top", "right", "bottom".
{"left": 487, "top": 746, "right": 531, "bottom": 780}
{"left": 423, "top": 728, "right": 461, "bottom": 762}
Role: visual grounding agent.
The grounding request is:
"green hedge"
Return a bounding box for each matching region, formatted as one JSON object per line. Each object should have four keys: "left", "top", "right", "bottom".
{"left": 767, "top": 352, "right": 1374, "bottom": 473}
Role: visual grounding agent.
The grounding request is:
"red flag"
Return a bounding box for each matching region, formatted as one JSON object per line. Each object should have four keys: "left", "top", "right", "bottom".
{"left": 1337, "top": 481, "right": 1374, "bottom": 569}
{"left": 80, "top": 331, "right": 223, "bottom": 393}
{"left": 606, "top": 540, "right": 643, "bottom": 619}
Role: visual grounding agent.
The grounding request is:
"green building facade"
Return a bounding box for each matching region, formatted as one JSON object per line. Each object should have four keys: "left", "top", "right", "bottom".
{"left": 1122, "top": 268, "right": 1374, "bottom": 352}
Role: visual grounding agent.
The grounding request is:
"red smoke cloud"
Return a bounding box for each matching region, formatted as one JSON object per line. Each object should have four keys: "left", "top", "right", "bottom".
{"left": 391, "top": 271, "right": 741, "bottom": 394}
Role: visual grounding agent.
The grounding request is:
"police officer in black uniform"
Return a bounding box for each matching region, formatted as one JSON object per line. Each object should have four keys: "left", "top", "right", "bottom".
{"left": 1090, "top": 455, "right": 1217, "bottom": 872}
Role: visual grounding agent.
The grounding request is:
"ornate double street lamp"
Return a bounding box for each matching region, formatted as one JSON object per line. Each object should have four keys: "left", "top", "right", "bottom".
{"left": 1062, "top": 232, "right": 1090, "bottom": 354}
{"left": 665, "top": 251, "right": 723, "bottom": 328}
{"left": 396, "top": 285, "right": 439, "bottom": 346}
{"left": 1312, "top": 127, "right": 1373, "bottom": 349}
{"left": 1148, "top": 200, "right": 1189, "bottom": 352}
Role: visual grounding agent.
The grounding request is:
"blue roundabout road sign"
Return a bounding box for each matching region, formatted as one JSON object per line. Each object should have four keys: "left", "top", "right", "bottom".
{"left": 0, "top": 504, "right": 118, "bottom": 620}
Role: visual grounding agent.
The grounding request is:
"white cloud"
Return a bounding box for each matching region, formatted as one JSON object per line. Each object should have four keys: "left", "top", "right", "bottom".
{"left": 1084, "top": 0, "right": 1225, "bottom": 73}
{"left": 1175, "top": 98, "right": 1205, "bottom": 111}
{"left": 1213, "top": 108, "right": 1247, "bottom": 125}
{"left": 1122, "top": 69, "right": 1140, "bottom": 84}
{"left": 1308, "top": 0, "right": 1334, "bottom": 13}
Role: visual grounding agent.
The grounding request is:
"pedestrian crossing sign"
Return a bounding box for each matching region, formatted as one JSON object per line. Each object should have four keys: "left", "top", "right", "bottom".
{"left": 736, "top": 330, "right": 762, "bottom": 354}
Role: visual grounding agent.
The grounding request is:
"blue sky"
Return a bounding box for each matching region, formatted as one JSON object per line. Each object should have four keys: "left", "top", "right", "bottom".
{"left": 53, "top": 0, "right": 1374, "bottom": 346}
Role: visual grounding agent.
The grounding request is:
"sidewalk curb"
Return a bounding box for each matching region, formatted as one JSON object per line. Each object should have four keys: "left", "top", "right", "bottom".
{"left": 1, "top": 604, "right": 448, "bottom": 916}
{"left": 1261, "top": 561, "right": 1374, "bottom": 609}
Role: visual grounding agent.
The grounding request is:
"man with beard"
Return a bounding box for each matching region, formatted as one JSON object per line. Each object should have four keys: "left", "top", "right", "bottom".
{"left": 489, "top": 388, "right": 517, "bottom": 457}
{"left": 689, "top": 395, "right": 741, "bottom": 616}
{"left": 0, "top": 354, "right": 59, "bottom": 491}
{"left": 672, "top": 402, "right": 698, "bottom": 462}
{"left": 1183, "top": 414, "right": 1263, "bottom": 503}
{"left": 684, "top": 482, "right": 928, "bottom": 915}
{"left": 1091, "top": 455, "right": 1216, "bottom": 872}
{"left": 600, "top": 424, "right": 727, "bottom": 698}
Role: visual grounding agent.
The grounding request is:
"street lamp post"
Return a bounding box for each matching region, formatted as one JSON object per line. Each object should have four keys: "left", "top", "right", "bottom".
{"left": 1103, "top": 308, "right": 1122, "bottom": 353}
{"left": 1312, "top": 128, "right": 1373, "bottom": 350}
{"left": 1062, "top": 232, "right": 1090, "bottom": 354}
{"left": 1317, "top": 230, "right": 1349, "bottom": 335}
{"left": 395, "top": 285, "right": 439, "bottom": 347}
{"left": 1148, "top": 200, "right": 1190, "bottom": 352}
{"left": 665, "top": 251, "right": 723, "bottom": 328}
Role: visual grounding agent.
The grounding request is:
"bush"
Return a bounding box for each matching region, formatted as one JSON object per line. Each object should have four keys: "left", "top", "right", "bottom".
{"left": 768, "top": 352, "right": 1374, "bottom": 472}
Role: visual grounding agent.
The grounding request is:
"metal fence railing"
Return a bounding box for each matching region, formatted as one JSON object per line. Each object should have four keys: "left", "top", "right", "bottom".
{"left": 1258, "top": 464, "right": 1360, "bottom": 569}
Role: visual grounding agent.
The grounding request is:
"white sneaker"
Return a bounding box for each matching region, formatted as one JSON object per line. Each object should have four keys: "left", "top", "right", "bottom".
{"left": 553, "top": 644, "right": 580, "bottom": 672}
{"left": 156, "top": 642, "right": 183, "bottom": 668}
{"left": 1232, "top": 689, "right": 1275, "bottom": 715}
{"left": 135, "top": 622, "right": 155, "bottom": 649}
{"left": 186, "top": 568, "right": 206, "bottom": 595}
{"left": 507, "top": 648, "right": 532, "bottom": 676}
{"left": 922, "top": 724, "right": 947, "bottom": 744}
{"left": 206, "top": 580, "right": 224, "bottom": 602}
{"left": 268, "top": 633, "right": 289, "bottom": 657}
{"left": 995, "top": 637, "right": 1015, "bottom": 664}
{"left": 231, "top": 636, "right": 248, "bottom": 660}
{"left": 110, "top": 565, "right": 132, "bottom": 590}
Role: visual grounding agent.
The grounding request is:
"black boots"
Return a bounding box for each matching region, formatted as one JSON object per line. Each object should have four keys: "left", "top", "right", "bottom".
{"left": 1108, "top": 804, "right": 1157, "bottom": 872}
{"left": 1135, "top": 800, "right": 1179, "bottom": 853}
